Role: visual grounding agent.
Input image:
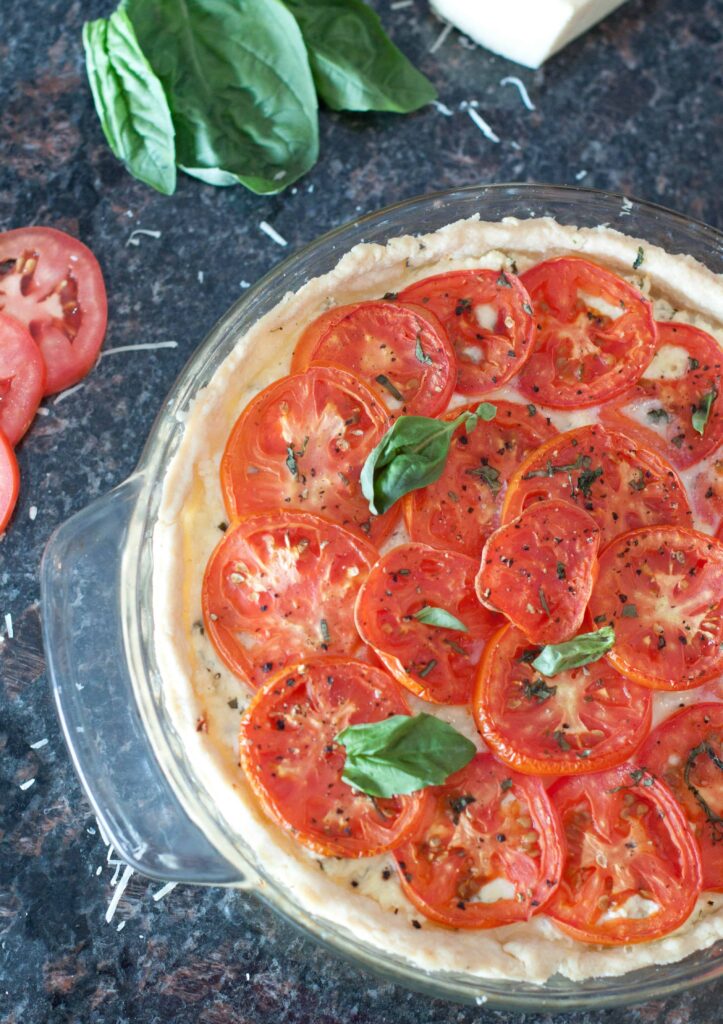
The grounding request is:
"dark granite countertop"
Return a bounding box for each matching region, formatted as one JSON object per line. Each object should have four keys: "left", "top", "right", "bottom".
{"left": 2, "top": 0, "right": 722, "bottom": 1021}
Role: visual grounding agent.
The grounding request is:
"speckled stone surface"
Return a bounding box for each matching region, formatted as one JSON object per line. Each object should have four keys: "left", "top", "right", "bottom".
{"left": 2, "top": 0, "right": 723, "bottom": 1021}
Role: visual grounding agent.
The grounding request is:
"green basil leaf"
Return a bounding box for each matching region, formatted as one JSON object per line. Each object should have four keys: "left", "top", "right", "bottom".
{"left": 336, "top": 713, "right": 476, "bottom": 798}
{"left": 361, "top": 402, "right": 497, "bottom": 515}
{"left": 532, "top": 626, "right": 616, "bottom": 677}
{"left": 126, "top": 0, "right": 319, "bottom": 194}
{"left": 284, "top": 0, "right": 436, "bottom": 113}
{"left": 83, "top": 10, "right": 176, "bottom": 195}
{"left": 692, "top": 389, "right": 717, "bottom": 436}
{"left": 413, "top": 606, "right": 468, "bottom": 632}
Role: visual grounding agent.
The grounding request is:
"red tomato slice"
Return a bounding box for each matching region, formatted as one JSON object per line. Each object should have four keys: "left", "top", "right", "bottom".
{"left": 403, "top": 400, "right": 557, "bottom": 557}
{"left": 476, "top": 499, "right": 600, "bottom": 644}
{"left": 221, "top": 365, "right": 397, "bottom": 545}
{"left": 601, "top": 322, "right": 723, "bottom": 469}
{"left": 0, "top": 227, "right": 107, "bottom": 394}
{"left": 393, "top": 753, "right": 565, "bottom": 929}
{"left": 546, "top": 765, "right": 702, "bottom": 945}
{"left": 239, "top": 658, "right": 424, "bottom": 857}
{"left": 502, "top": 424, "right": 693, "bottom": 548}
{"left": 518, "top": 256, "right": 657, "bottom": 408}
{"left": 691, "top": 458, "right": 723, "bottom": 538}
{"left": 354, "top": 543, "right": 502, "bottom": 704}
{"left": 638, "top": 703, "right": 723, "bottom": 892}
{"left": 589, "top": 526, "right": 723, "bottom": 690}
{"left": 291, "top": 300, "right": 456, "bottom": 416}
{"left": 203, "top": 511, "right": 377, "bottom": 688}
{"left": 397, "top": 269, "right": 535, "bottom": 395}
{"left": 0, "top": 430, "right": 19, "bottom": 533}
{"left": 474, "top": 623, "right": 652, "bottom": 775}
{"left": 0, "top": 312, "right": 45, "bottom": 445}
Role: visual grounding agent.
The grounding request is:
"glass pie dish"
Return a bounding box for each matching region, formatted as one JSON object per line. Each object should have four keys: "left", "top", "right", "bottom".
{"left": 41, "top": 183, "right": 723, "bottom": 1010}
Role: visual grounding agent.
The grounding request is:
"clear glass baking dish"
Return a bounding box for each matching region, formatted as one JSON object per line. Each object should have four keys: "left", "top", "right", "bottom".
{"left": 41, "top": 184, "right": 723, "bottom": 1010}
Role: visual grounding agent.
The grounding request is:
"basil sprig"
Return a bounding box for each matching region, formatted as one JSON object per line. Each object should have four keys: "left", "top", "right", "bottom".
{"left": 361, "top": 403, "right": 497, "bottom": 515}
{"left": 692, "top": 389, "right": 717, "bottom": 436}
{"left": 532, "top": 626, "right": 616, "bottom": 677}
{"left": 336, "top": 713, "right": 476, "bottom": 798}
{"left": 413, "top": 606, "right": 468, "bottom": 632}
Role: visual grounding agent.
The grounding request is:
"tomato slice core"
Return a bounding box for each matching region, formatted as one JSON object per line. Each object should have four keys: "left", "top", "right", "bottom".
{"left": 0, "top": 227, "right": 107, "bottom": 394}
{"left": 239, "top": 659, "right": 424, "bottom": 857}
{"left": 474, "top": 623, "right": 652, "bottom": 774}
{"left": 354, "top": 543, "right": 502, "bottom": 704}
{"left": 203, "top": 511, "right": 378, "bottom": 687}
{"left": 398, "top": 269, "right": 535, "bottom": 394}
{"left": 589, "top": 526, "right": 723, "bottom": 690}
{"left": 0, "top": 430, "right": 19, "bottom": 533}
{"left": 0, "top": 312, "right": 45, "bottom": 445}
{"left": 546, "top": 766, "right": 702, "bottom": 945}
{"left": 393, "top": 753, "right": 565, "bottom": 929}
{"left": 518, "top": 256, "right": 657, "bottom": 408}
{"left": 291, "top": 300, "right": 456, "bottom": 417}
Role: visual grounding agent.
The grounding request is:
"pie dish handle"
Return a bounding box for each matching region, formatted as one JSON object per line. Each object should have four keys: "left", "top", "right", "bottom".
{"left": 40, "top": 476, "right": 247, "bottom": 886}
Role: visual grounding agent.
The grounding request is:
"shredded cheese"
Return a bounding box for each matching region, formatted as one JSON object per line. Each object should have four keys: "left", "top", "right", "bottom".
{"left": 259, "top": 221, "right": 288, "bottom": 247}
{"left": 19, "top": 778, "right": 35, "bottom": 791}
{"left": 500, "top": 76, "right": 536, "bottom": 111}
{"left": 152, "top": 881, "right": 177, "bottom": 902}
{"left": 466, "top": 106, "right": 501, "bottom": 143}
{"left": 105, "top": 864, "right": 133, "bottom": 923}
{"left": 4, "top": 613, "right": 13, "bottom": 638}
{"left": 429, "top": 21, "right": 453, "bottom": 52}
{"left": 29, "top": 738, "right": 48, "bottom": 749}
{"left": 126, "top": 228, "right": 162, "bottom": 247}
{"left": 99, "top": 342, "right": 178, "bottom": 359}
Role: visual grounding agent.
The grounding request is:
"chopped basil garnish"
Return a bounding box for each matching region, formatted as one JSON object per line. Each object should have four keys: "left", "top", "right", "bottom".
{"left": 375, "top": 373, "right": 404, "bottom": 402}
{"left": 531, "top": 626, "right": 615, "bottom": 677}
{"left": 413, "top": 605, "right": 468, "bottom": 632}
{"left": 647, "top": 408, "right": 669, "bottom": 423}
{"left": 621, "top": 604, "right": 638, "bottom": 618}
{"left": 415, "top": 334, "right": 433, "bottom": 365}
{"left": 522, "top": 678, "right": 557, "bottom": 704}
{"left": 692, "top": 389, "right": 717, "bottom": 436}
{"left": 361, "top": 402, "right": 497, "bottom": 515}
{"left": 538, "top": 587, "right": 551, "bottom": 617}
{"left": 418, "top": 658, "right": 437, "bottom": 678}
{"left": 336, "top": 712, "right": 476, "bottom": 797}
{"left": 465, "top": 462, "right": 501, "bottom": 495}
{"left": 684, "top": 741, "right": 723, "bottom": 839}
{"left": 633, "top": 246, "right": 645, "bottom": 271}
{"left": 285, "top": 444, "right": 299, "bottom": 477}
{"left": 320, "top": 618, "right": 331, "bottom": 643}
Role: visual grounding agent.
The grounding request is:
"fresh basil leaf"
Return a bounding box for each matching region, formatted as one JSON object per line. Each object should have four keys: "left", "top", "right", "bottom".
{"left": 83, "top": 10, "right": 176, "bottom": 195}
{"left": 336, "top": 713, "right": 476, "bottom": 798}
{"left": 413, "top": 606, "right": 468, "bottom": 632}
{"left": 126, "top": 0, "right": 319, "bottom": 194}
{"left": 692, "top": 389, "right": 717, "bottom": 436}
{"left": 532, "top": 626, "right": 615, "bottom": 677}
{"left": 284, "top": 0, "right": 436, "bottom": 113}
{"left": 361, "top": 402, "right": 497, "bottom": 515}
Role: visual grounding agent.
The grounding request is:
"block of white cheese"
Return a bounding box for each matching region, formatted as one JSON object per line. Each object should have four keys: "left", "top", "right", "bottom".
{"left": 430, "top": 0, "right": 629, "bottom": 68}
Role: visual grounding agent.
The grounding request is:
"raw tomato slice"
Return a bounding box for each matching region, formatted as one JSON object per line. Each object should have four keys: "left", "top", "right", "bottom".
{"left": 239, "top": 658, "right": 424, "bottom": 857}
{"left": 589, "top": 526, "right": 723, "bottom": 690}
{"left": 0, "top": 227, "right": 107, "bottom": 394}
{"left": 502, "top": 424, "right": 692, "bottom": 548}
{"left": 546, "top": 765, "right": 702, "bottom": 945}
{"left": 354, "top": 543, "right": 502, "bottom": 704}
{"left": 397, "top": 269, "right": 535, "bottom": 395}
{"left": 291, "top": 300, "right": 456, "bottom": 416}
{"left": 473, "top": 623, "right": 652, "bottom": 775}
{"left": 691, "top": 458, "right": 723, "bottom": 538}
{"left": 601, "top": 322, "right": 723, "bottom": 469}
{"left": 403, "top": 400, "right": 557, "bottom": 557}
{"left": 476, "top": 499, "right": 600, "bottom": 645}
{"left": 0, "top": 312, "right": 45, "bottom": 444}
{"left": 393, "top": 753, "right": 564, "bottom": 929}
{"left": 638, "top": 703, "right": 723, "bottom": 892}
{"left": 221, "top": 365, "right": 397, "bottom": 545}
{"left": 202, "top": 511, "right": 377, "bottom": 687}
{"left": 0, "top": 430, "right": 19, "bottom": 533}
{"left": 518, "top": 256, "right": 657, "bottom": 408}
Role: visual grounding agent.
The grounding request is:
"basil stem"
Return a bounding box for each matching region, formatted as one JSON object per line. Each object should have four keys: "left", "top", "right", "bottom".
{"left": 532, "top": 626, "right": 615, "bottom": 677}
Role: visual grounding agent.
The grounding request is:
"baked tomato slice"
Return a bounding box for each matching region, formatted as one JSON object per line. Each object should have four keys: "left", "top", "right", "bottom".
{"left": 0, "top": 312, "right": 45, "bottom": 445}
{"left": 601, "top": 322, "right": 723, "bottom": 469}
{"left": 291, "top": 300, "right": 456, "bottom": 417}
{"left": 203, "top": 511, "right": 377, "bottom": 688}
{"left": 403, "top": 400, "right": 557, "bottom": 557}
{"left": 354, "top": 543, "right": 502, "bottom": 704}
{"left": 518, "top": 256, "right": 657, "bottom": 408}
{"left": 397, "top": 269, "right": 535, "bottom": 395}
{"left": 393, "top": 753, "right": 564, "bottom": 929}
{"left": 239, "top": 658, "right": 424, "bottom": 857}
{"left": 221, "top": 365, "right": 397, "bottom": 545}
{"left": 473, "top": 624, "right": 652, "bottom": 775}
{"left": 589, "top": 526, "right": 723, "bottom": 690}
{"left": 0, "top": 430, "right": 19, "bottom": 533}
{"left": 690, "top": 457, "right": 723, "bottom": 538}
{"left": 546, "top": 765, "right": 702, "bottom": 945}
{"left": 476, "top": 499, "right": 600, "bottom": 645}
{"left": 502, "top": 424, "right": 692, "bottom": 548}
{"left": 638, "top": 703, "right": 723, "bottom": 892}
{"left": 0, "top": 227, "right": 107, "bottom": 394}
